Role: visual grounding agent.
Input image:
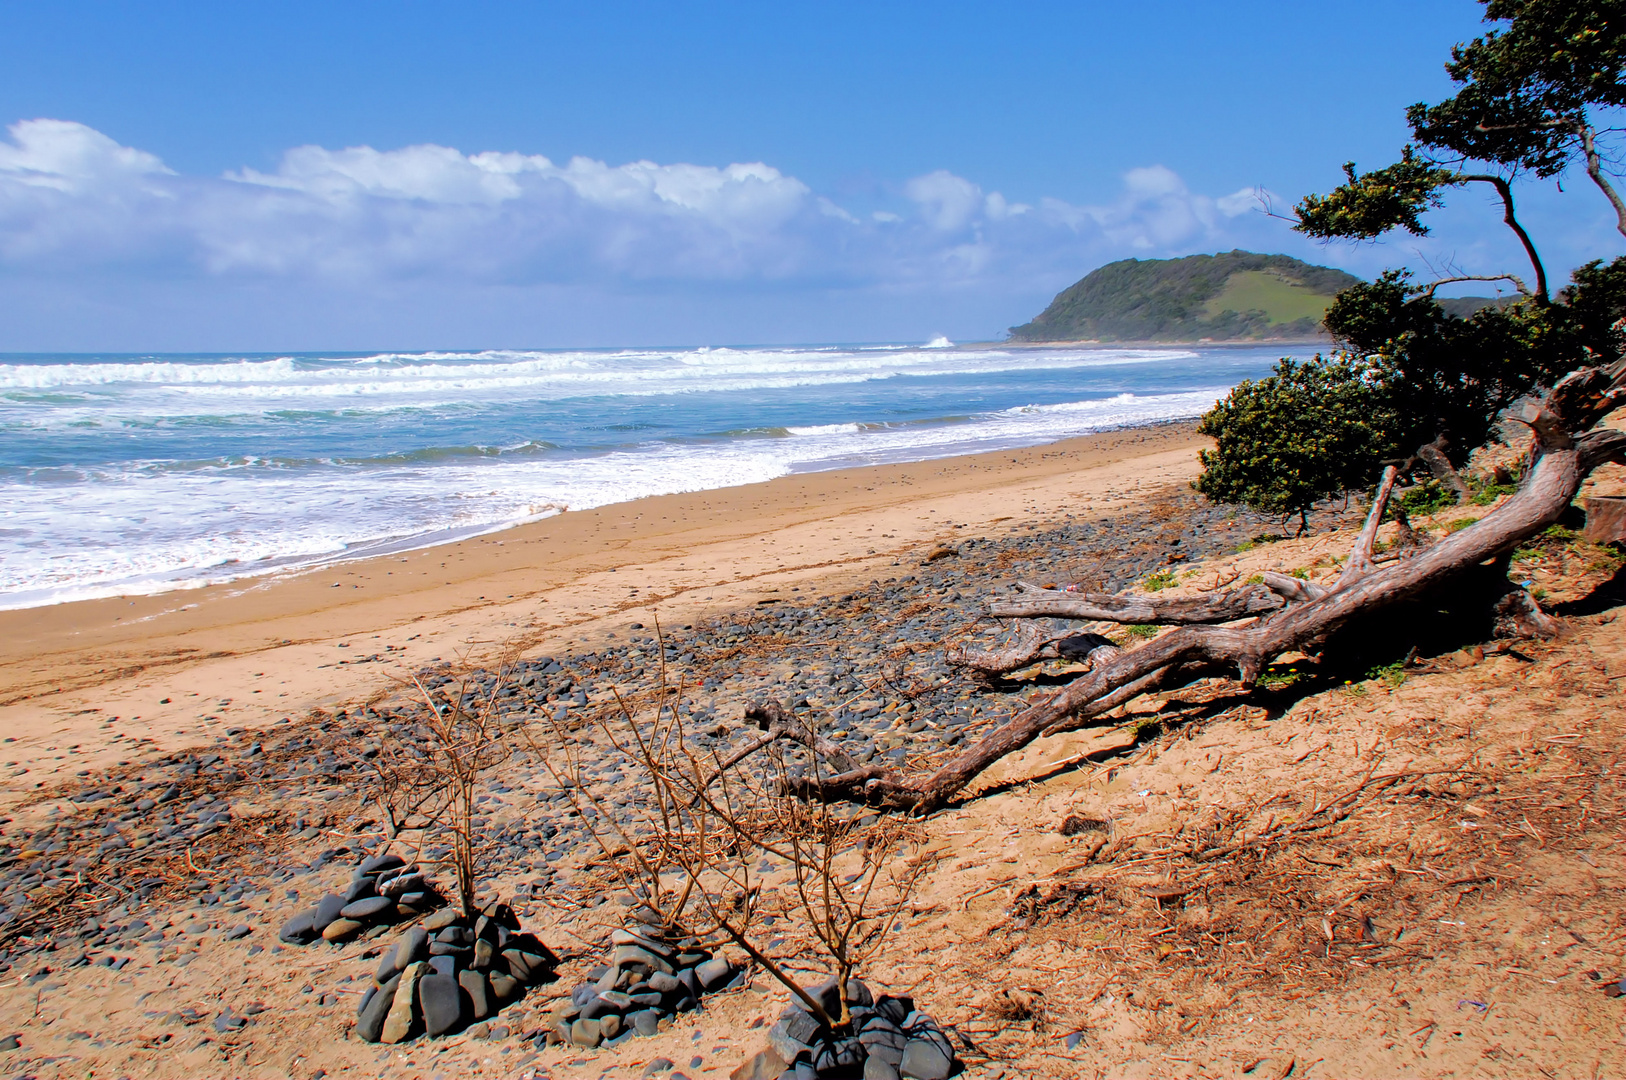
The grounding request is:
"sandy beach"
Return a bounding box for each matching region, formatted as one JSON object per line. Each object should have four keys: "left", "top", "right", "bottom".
{"left": 0, "top": 423, "right": 1209, "bottom": 805}
{"left": 0, "top": 420, "right": 1620, "bottom": 1080}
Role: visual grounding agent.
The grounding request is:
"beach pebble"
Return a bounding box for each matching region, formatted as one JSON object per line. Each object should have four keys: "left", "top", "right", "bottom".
{"left": 212, "top": 1009, "right": 247, "bottom": 1034}
{"left": 278, "top": 911, "right": 318, "bottom": 944}
{"left": 339, "top": 895, "right": 392, "bottom": 920}
{"left": 356, "top": 973, "right": 401, "bottom": 1042}
{"left": 488, "top": 971, "right": 520, "bottom": 1001}
{"left": 359, "top": 852, "right": 406, "bottom": 877}
{"left": 418, "top": 973, "right": 462, "bottom": 1037}
{"left": 424, "top": 907, "right": 461, "bottom": 931}
{"left": 899, "top": 1029, "right": 954, "bottom": 1079}
{"left": 322, "top": 918, "right": 364, "bottom": 943}
{"left": 310, "top": 893, "right": 347, "bottom": 933}
{"left": 459, "top": 969, "right": 491, "bottom": 1019}
{"left": 381, "top": 962, "right": 425, "bottom": 1044}
{"left": 343, "top": 876, "right": 376, "bottom": 904}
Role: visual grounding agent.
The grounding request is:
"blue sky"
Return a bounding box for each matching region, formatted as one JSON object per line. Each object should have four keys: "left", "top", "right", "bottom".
{"left": 1, "top": 0, "right": 1621, "bottom": 350}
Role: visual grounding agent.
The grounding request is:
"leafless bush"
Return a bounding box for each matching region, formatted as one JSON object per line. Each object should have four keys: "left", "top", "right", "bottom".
{"left": 536, "top": 620, "right": 930, "bottom": 1033}
{"left": 349, "top": 651, "right": 526, "bottom": 917}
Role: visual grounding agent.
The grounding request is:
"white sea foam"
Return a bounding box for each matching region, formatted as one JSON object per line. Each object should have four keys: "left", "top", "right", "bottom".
{"left": 0, "top": 344, "right": 1189, "bottom": 428}
{"left": 0, "top": 384, "right": 1227, "bottom": 609}
{"left": 785, "top": 422, "right": 865, "bottom": 437}
{"left": 0, "top": 341, "right": 1306, "bottom": 609}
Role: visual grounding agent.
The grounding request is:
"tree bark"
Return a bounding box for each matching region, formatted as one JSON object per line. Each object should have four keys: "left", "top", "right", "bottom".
{"left": 1580, "top": 123, "right": 1626, "bottom": 240}
{"left": 1415, "top": 438, "right": 1471, "bottom": 503}
{"left": 986, "top": 581, "right": 1285, "bottom": 624}
{"left": 1461, "top": 174, "right": 1548, "bottom": 301}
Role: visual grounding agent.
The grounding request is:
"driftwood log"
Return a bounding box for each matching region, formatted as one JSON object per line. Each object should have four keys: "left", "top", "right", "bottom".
{"left": 747, "top": 361, "right": 1626, "bottom": 813}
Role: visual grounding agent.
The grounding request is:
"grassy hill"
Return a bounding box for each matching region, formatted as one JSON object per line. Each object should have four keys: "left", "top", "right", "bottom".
{"left": 1009, "top": 250, "right": 1363, "bottom": 342}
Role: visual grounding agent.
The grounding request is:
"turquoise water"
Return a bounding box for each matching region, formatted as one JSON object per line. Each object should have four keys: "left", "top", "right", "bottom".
{"left": 0, "top": 340, "right": 1308, "bottom": 608}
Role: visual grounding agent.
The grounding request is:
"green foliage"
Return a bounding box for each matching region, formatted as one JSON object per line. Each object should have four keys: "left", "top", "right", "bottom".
{"left": 1202, "top": 0, "right": 1626, "bottom": 535}
{"left": 1399, "top": 480, "right": 1459, "bottom": 516}
{"left": 1469, "top": 476, "right": 1519, "bottom": 504}
{"left": 1194, "top": 355, "right": 1398, "bottom": 518}
{"left": 1295, "top": 148, "right": 1457, "bottom": 239}
{"left": 1195, "top": 257, "right": 1626, "bottom": 517}
{"left": 1119, "top": 624, "right": 1160, "bottom": 641}
{"left": 1407, "top": 1, "right": 1626, "bottom": 182}
{"left": 1008, "top": 250, "right": 1361, "bottom": 342}
{"left": 1366, "top": 661, "right": 1408, "bottom": 689}
{"left": 1256, "top": 664, "right": 1304, "bottom": 690}
{"left": 1142, "top": 570, "right": 1179, "bottom": 592}
{"left": 1445, "top": 517, "right": 1480, "bottom": 533}
{"left": 1323, "top": 269, "right": 1576, "bottom": 467}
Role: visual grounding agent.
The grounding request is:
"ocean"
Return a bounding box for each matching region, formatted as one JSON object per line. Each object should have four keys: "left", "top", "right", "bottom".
{"left": 0, "top": 340, "right": 1313, "bottom": 610}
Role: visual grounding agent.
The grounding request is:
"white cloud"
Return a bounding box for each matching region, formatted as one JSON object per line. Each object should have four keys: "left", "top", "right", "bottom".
{"left": 904, "top": 170, "right": 984, "bottom": 232}
{"left": 0, "top": 118, "right": 171, "bottom": 190}
{"left": 1217, "top": 186, "right": 1263, "bottom": 217}
{"left": 0, "top": 118, "right": 1303, "bottom": 303}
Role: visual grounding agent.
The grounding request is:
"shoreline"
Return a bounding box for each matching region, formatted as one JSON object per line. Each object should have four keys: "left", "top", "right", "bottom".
{"left": 1, "top": 421, "right": 1209, "bottom": 803}
{"left": 957, "top": 335, "right": 1330, "bottom": 349}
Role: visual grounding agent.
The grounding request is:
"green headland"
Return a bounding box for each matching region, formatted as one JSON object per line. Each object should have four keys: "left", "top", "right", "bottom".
{"left": 1009, "top": 249, "right": 1362, "bottom": 342}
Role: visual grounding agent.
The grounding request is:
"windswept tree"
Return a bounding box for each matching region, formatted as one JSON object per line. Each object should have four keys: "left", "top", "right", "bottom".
{"left": 1198, "top": 0, "right": 1626, "bottom": 523}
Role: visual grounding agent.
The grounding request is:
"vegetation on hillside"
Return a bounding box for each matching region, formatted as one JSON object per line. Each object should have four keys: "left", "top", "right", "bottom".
{"left": 1196, "top": 0, "right": 1626, "bottom": 524}
{"left": 1008, "top": 250, "right": 1362, "bottom": 342}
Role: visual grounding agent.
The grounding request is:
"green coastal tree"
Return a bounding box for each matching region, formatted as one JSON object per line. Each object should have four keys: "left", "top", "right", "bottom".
{"left": 1195, "top": 357, "right": 1398, "bottom": 530}
{"left": 1196, "top": 0, "right": 1626, "bottom": 522}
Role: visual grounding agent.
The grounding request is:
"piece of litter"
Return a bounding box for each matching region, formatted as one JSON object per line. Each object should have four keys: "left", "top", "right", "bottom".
{"left": 1457, "top": 999, "right": 1488, "bottom": 1012}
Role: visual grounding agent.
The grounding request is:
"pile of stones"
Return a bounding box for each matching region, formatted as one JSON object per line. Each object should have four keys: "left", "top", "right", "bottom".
{"left": 357, "top": 901, "right": 558, "bottom": 1043}
{"left": 736, "top": 977, "right": 957, "bottom": 1080}
{"left": 547, "top": 921, "right": 744, "bottom": 1048}
{"left": 278, "top": 852, "right": 442, "bottom": 945}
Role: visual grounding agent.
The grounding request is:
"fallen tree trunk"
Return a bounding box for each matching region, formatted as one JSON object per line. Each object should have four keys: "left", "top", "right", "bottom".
{"left": 986, "top": 581, "right": 1287, "bottom": 624}
{"left": 779, "top": 361, "right": 1626, "bottom": 813}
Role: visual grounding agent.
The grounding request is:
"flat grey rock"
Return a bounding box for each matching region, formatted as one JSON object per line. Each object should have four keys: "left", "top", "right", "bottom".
{"left": 340, "top": 896, "right": 393, "bottom": 920}
{"left": 569, "top": 1017, "right": 602, "bottom": 1048}
{"left": 694, "top": 956, "right": 734, "bottom": 991}
{"left": 423, "top": 908, "right": 460, "bottom": 931}
{"left": 864, "top": 1057, "right": 902, "bottom": 1080}
{"left": 458, "top": 969, "right": 490, "bottom": 1020}
{"left": 359, "top": 852, "right": 405, "bottom": 876}
{"left": 310, "top": 893, "right": 346, "bottom": 932}
{"left": 418, "top": 973, "right": 462, "bottom": 1037}
{"left": 343, "top": 876, "right": 376, "bottom": 904}
{"left": 359, "top": 969, "right": 399, "bottom": 1040}
{"left": 277, "top": 910, "right": 317, "bottom": 944}
{"left": 899, "top": 1036, "right": 953, "bottom": 1079}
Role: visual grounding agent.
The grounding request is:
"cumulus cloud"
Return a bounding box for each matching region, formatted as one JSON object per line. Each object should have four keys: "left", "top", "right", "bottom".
{"left": 0, "top": 117, "right": 1283, "bottom": 296}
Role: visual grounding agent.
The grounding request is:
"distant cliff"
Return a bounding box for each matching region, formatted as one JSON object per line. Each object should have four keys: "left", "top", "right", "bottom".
{"left": 1009, "top": 250, "right": 1363, "bottom": 342}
